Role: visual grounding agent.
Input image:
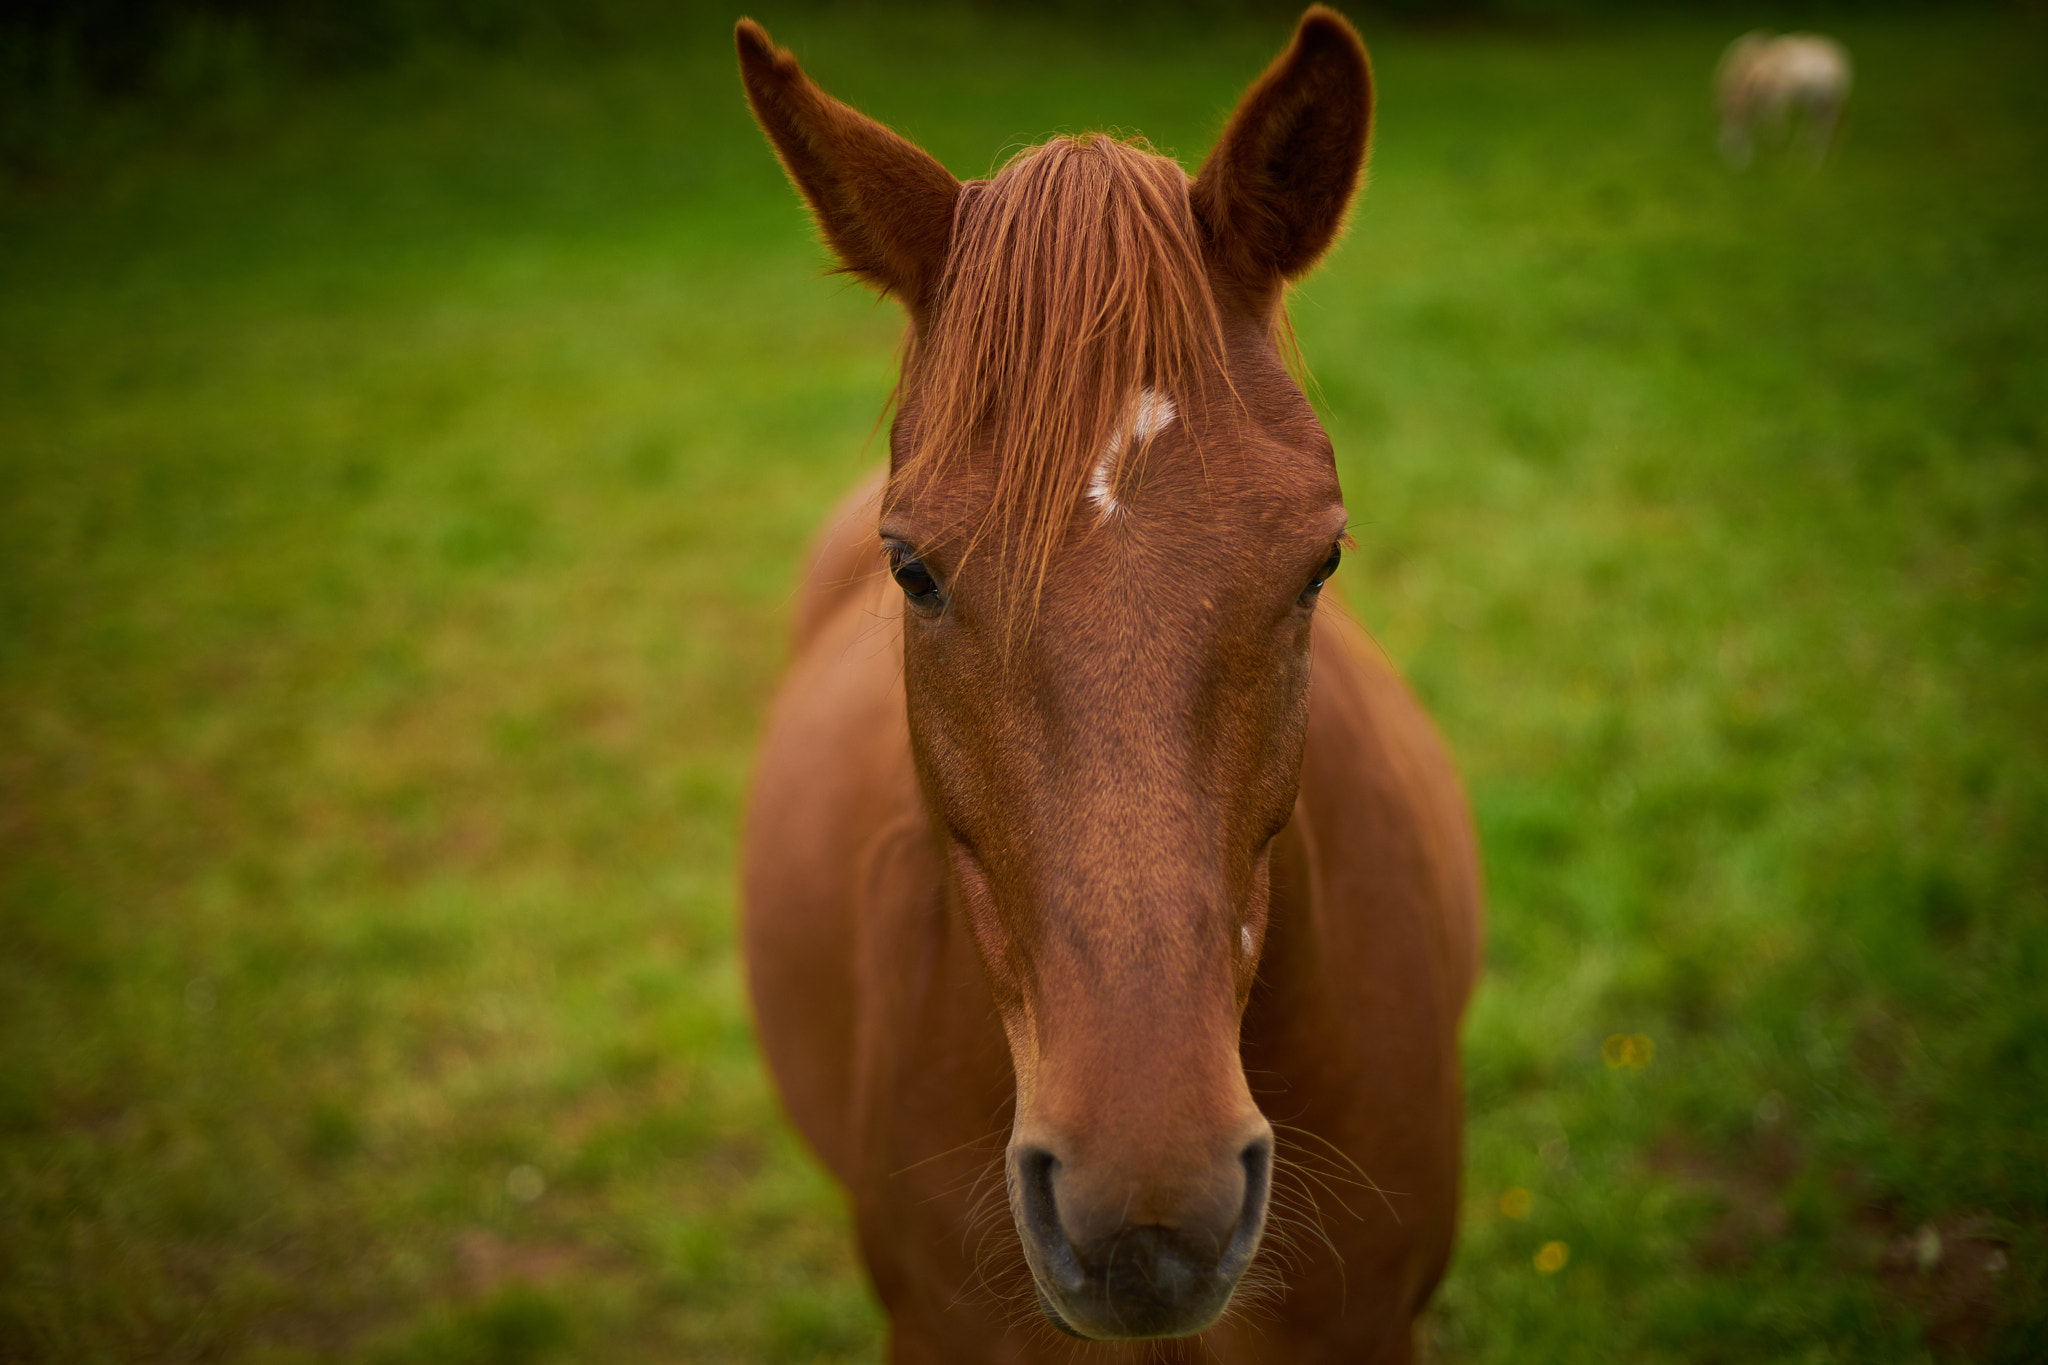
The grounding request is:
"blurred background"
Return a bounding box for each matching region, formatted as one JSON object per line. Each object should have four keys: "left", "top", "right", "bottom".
{"left": 2, "top": 1, "right": 2043, "bottom": 1360}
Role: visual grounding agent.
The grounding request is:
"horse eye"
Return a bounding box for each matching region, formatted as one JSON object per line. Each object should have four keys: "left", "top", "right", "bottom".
{"left": 1301, "top": 543, "right": 1342, "bottom": 603}
{"left": 889, "top": 547, "right": 942, "bottom": 608}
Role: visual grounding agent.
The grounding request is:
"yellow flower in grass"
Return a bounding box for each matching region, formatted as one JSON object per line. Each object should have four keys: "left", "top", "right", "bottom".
{"left": 1534, "top": 1240, "right": 1570, "bottom": 1274}
{"left": 1499, "top": 1187, "right": 1534, "bottom": 1220}
{"left": 1602, "top": 1033, "right": 1656, "bottom": 1069}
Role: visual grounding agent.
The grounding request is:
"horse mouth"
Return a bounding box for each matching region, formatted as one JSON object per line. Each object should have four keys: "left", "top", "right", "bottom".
{"left": 1020, "top": 1222, "right": 1262, "bottom": 1340}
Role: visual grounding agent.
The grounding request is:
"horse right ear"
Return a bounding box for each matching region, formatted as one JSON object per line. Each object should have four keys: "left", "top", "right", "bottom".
{"left": 736, "top": 19, "right": 961, "bottom": 315}
{"left": 1192, "top": 6, "right": 1373, "bottom": 306}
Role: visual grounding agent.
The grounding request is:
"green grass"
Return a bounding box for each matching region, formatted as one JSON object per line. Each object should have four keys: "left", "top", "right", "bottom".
{"left": 2, "top": 5, "right": 2044, "bottom": 1361}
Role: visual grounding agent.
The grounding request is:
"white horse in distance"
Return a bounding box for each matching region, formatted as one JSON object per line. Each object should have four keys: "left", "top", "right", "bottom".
{"left": 1717, "top": 31, "right": 1853, "bottom": 167}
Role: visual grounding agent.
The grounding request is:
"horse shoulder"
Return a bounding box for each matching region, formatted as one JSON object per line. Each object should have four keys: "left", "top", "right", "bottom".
{"left": 790, "top": 467, "right": 888, "bottom": 651}
{"left": 742, "top": 561, "right": 919, "bottom": 1180}
{"left": 843, "top": 829, "right": 1028, "bottom": 1357}
{"left": 1300, "top": 604, "right": 1484, "bottom": 1044}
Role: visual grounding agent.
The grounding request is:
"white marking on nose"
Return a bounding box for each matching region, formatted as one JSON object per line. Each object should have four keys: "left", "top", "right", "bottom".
{"left": 1087, "top": 388, "right": 1176, "bottom": 520}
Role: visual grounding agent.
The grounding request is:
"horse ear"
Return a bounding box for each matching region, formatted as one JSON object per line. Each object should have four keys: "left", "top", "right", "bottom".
{"left": 736, "top": 19, "right": 961, "bottom": 313}
{"left": 1192, "top": 6, "right": 1373, "bottom": 301}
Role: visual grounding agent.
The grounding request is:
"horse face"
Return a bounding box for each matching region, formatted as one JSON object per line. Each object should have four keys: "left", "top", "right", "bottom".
{"left": 739, "top": 5, "right": 1372, "bottom": 1339}
{"left": 881, "top": 355, "right": 1343, "bottom": 1337}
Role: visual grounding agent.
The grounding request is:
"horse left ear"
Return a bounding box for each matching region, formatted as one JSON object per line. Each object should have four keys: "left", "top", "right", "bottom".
{"left": 1192, "top": 6, "right": 1373, "bottom": 303}
{"left": 736, "top": 18, "right": 961, "bottom": 314}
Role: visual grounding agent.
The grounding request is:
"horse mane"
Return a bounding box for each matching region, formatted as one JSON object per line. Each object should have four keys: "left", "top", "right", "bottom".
{"left": 894, "top": 134, "right": 1228, "bottom": 625}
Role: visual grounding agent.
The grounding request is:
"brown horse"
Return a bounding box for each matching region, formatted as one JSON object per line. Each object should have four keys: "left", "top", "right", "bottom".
{"left": 737, "top": 8, "right": 1481, "bottom": 1360}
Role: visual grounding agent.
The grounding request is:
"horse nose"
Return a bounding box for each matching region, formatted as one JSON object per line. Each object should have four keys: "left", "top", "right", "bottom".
{"left": 1012, "top": 1121, "right": 1273, "bottom": 1339}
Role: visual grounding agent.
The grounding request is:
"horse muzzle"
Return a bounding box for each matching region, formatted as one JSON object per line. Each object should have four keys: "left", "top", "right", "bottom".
{"left": 1008, "top": 1121, "right": 1273, "bottom": 1340}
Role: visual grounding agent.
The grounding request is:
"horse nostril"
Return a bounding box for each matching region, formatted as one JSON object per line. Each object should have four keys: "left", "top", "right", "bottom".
{"left": 1014, "top": 1146, "right": 1082, "bottom": 1287}
{"left": 1240, "top": 1132, "right": 1273, "bottom": 1203}
{"left": 1226, "top": 1131, "right": 1274, "bottom": 1272}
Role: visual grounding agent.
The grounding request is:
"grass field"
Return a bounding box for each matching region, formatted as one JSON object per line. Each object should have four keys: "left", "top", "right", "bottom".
{"left": 2, "top": 4, "right": 2045, "bottom": 1361}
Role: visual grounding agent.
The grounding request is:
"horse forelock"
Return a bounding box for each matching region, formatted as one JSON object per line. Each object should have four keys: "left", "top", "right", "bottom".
{"left": 892, "top": 134, "right": 1229, "bottom": 630}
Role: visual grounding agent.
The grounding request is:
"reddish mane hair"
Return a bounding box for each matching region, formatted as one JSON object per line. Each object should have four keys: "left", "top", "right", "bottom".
{"left": 895, "top": 135, "right": 1225, "bottom": 618}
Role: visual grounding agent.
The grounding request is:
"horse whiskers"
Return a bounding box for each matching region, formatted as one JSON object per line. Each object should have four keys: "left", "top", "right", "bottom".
{"left": 1205, "top": 1180, "right": 1332, "bottom": 1333}
{"left": 1257, "top": 1166, "right": 1353, "bottom": 1311}
{"left": 911, "top": 1144, "right": 1006, "bottom": 1207}
{"left": 892, "top": 1126, "right": 1010, "bottom": 1181}
{"left": 1271, "top": 1122, "right": 1406, "bottom": 1223}
{"left": 1279, "top": 1156, "right": 1369, "bottom": 1224}
{"left": 1226, "top": 1270, "right": 1288, "bottom": 1325}
{"left": 962, "top": 1196, "right": 1015, "bottom": 1263}
{"left": 1256, "top": 1194, "right": 1318, "bottom": 1267}
{"left": 1271, "top": 1120, "right": 1400, "bottom": 1191}
{"left": 948, "top": 1164, "right": 1031, "bottom": 1316}
{"left": 970, "top": 1204, "right": 1049, "bottom": 1322}
{"left": 959, "top": 1169, "right": 1007, "bottom": 1227}
{"left": 1256, "top": 1235, "right": 1321, "bottom": 1302}
{"left": 897, "top": 1139, "right": 1022, "bottom": 1321}
{"left": 1187, "top": 1325, "right": 1232, "bottom": 1365}
{"left": 1269, "top": 1156, "right": 1350, "bottom": 1233}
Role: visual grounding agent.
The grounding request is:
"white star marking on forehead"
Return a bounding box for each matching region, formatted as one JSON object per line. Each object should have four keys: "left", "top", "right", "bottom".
{"left": 1087, "top": 388, "right": 1176, "bottom": 520}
